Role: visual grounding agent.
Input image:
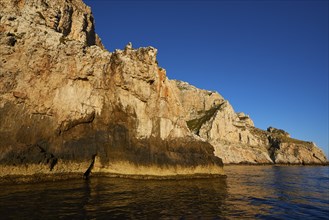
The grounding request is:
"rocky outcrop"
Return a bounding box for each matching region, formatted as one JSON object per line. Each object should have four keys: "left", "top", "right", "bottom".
{"left": 173, "top": 80, "right": 327, "bottom": 165}
{"left": 266, "top": 129, "right": 327, "bottom": 164}
{"left": 0, "top": 0, "right": 223, "bottom": 178}
{"left": 0, "top": 0, "right": 326, "bottom": 181}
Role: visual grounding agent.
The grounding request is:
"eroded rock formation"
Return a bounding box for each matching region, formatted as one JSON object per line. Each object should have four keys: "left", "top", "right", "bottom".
{"left": 0, "top": 0, "right": 223, "bottom": 178}
{"left": 173, "top": 81, "right": 327, "bottom": 164}
{"left": 0, "top": 0, "right": 326, "bottom": 180}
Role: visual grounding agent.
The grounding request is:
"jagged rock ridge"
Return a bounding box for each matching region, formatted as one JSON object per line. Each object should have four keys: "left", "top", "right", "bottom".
{"left": 0, "top": 0, "right": 326, "bottom": 180}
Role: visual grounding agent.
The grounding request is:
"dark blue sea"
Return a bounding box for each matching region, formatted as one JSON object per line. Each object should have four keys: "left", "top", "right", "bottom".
{"left": 0, "top": 166, "right": 328, "bottom": 219}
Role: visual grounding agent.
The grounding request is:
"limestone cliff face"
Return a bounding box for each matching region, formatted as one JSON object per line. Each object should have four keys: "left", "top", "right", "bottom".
{"left": 0, "top": 0, "right": 223, "bottom": 178}
{"left": 0, "top": 0, "right": 326, "bottom": 180}
{"left": 173, "top": 81, "right": 327, "bottom": 165}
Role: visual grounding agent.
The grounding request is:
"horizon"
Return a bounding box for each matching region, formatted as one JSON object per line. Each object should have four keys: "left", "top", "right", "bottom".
{"left": 84, "top": 0, "right": 328, "bottom": 157}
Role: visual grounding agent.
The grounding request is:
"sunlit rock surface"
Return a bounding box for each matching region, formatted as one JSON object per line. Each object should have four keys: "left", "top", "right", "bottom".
{"left": 173, "top": 81, "right": 327, "bottom": 164}
{"left": 0, "top": 0, "right": 223, "bottom": 178}
{"left": 0, "top": 0, "right": 326, "bottom": 180}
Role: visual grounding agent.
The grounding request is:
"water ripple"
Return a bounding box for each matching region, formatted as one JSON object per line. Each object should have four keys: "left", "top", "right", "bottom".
{"left": 0, "top": 166, "right": 328, "bottom": 219}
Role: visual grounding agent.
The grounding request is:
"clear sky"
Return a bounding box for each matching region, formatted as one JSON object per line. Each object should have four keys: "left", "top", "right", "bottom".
{"left": 84, "top": 0, "right": 328, "bottom": 157}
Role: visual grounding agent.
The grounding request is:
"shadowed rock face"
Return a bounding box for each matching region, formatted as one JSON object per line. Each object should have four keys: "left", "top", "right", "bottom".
{"left": 0, "top": 0, "right": 223, "bottom": 178}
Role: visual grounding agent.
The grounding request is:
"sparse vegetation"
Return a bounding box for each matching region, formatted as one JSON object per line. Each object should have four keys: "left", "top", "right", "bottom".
{"left": 267, "top": 127, "right": 290, "bottom": 137}
{"left": 250, "top": 127, "right": 310, "bottom": 145}
{"left": 187, "top": 104, "right": 224, "bottom": 135}
{"left": 177, "top": 86, "right": 187, "bottom": 91}
{"left": 278, "top": 135, "right": 311, "bottom": 145}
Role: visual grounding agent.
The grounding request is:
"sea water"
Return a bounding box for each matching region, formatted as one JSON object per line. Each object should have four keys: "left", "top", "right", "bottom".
{"left": 0, "top": 166, "right": 328, "bottom": 219}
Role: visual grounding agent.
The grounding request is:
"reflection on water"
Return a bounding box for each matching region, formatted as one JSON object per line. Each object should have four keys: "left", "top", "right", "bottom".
{"left": 0, "top": 166, "right": 328, "bottom": 219}
{"left": 0, "top": 177, "right": 229, "bottom": 219}
{"left": 224, "top": 166, "right": 329, "bottom": 219}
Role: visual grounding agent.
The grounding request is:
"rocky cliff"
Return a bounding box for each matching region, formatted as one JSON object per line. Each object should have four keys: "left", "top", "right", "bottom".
{"left": 173, "top": 81, "right": 327, "bottom": 165}
{"left": 0, "top": 0, "right": 223, "bottom": 178}
{"left": 0, "top": 0, "right": 326, "bottom": 180}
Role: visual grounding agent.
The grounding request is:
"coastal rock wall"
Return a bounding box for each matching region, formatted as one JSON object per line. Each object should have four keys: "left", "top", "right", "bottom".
{"left": 0, "top": 0, "right": 223, "bottom": 178}
{"left": 173, "top": 80, "right": 327, "bottom": 164}
{"left": 0, "top": 0, "right": 326, "bottom": 180}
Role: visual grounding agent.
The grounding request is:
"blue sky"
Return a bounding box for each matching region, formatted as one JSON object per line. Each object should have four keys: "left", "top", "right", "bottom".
{"left": 84, "top": 0, "right": 328, "bottom": 157}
